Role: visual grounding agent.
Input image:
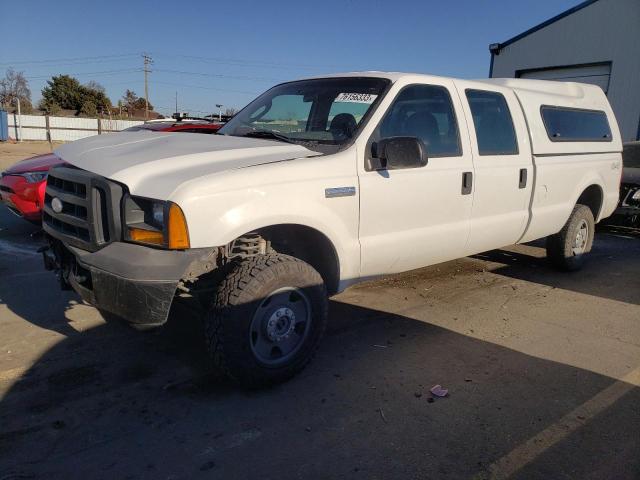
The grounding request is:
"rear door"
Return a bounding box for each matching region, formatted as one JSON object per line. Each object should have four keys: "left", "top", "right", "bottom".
{"left": 454, "top": 82, "right": 534, "bottom": 254}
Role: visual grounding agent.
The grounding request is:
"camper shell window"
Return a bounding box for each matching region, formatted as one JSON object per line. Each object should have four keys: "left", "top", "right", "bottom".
{"left": 541, "top": 106, "right": 612, "bottom": 142}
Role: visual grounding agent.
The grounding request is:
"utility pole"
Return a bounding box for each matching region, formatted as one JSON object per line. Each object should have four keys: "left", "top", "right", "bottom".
{"left": 175, "top": 91, "right": 178, "bottom": 116}
{"left": 216, "top": 104, "right": 223, "bottom": 122}
{"left": 143, "top": 54, "right": 153, "bottom": 120}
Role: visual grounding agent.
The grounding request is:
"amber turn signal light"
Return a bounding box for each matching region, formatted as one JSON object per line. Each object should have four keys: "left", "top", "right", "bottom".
{"left": 128, "top": 228, "right": 164, "bottom": 245}
{"left": 168, "top": 203, "right": 190, "bottom": 249}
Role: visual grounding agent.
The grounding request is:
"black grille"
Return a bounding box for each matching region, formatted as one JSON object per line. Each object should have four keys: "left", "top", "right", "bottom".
{"left": 42, "top": 167, "right": 123, "bottom": 251}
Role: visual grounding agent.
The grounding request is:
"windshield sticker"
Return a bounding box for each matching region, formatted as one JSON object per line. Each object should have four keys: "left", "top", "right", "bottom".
{"left": 334, "top": 93, "right": 378, "bottom": 104}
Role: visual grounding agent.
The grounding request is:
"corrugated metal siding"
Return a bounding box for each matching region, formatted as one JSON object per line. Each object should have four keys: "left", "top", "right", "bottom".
{"left": 518, "top": 63, "right": 611, "bottom": 93}
{"left": 491, "top": 0, "right": 640, "bottom": 141}
{"left": 6, "top": 114, "right": 143, "bottom": 141}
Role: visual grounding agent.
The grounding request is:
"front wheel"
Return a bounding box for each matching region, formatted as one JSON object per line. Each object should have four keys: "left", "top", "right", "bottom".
{"left": 204, "top": 254, "right": 328, "bottom": 388}
{"left": 546, "top": 204, "right": 595, "bottom": 271}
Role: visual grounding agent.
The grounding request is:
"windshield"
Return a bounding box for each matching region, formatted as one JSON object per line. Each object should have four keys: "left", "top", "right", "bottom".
{"left": 219, "top": 77, "right": 390, "bottom": 149}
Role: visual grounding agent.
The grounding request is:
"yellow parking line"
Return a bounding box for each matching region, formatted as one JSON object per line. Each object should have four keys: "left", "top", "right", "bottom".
{"left": 488, "top": 367, "right": 640, "bottom": 480}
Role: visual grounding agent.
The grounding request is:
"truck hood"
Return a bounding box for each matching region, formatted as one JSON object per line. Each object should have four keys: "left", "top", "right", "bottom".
{"left": 54, "top": 131, "right": 320, "bottom": 198}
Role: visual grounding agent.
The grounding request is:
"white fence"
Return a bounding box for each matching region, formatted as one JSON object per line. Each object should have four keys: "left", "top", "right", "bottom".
{"left": 7, "top": 114, "right": 144, "bottom": 141}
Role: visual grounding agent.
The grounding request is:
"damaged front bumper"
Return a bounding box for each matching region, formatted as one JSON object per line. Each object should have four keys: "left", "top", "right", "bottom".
{"left": 43, "top": 239, "right": 218, "bottom": 326}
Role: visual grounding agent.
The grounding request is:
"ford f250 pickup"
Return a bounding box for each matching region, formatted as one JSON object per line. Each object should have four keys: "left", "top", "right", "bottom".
{"left": 41, "top": 72, "right": 622, "bottom": 387}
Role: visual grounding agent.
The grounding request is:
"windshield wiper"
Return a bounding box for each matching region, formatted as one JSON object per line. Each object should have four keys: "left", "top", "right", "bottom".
{"left": 242, "top": 129, "right": 297, "bottom": 144}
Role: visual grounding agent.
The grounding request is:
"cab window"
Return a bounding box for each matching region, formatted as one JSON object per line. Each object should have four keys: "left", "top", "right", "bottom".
{"left": 377, "top": 84, "right": 462, "bottom": 157}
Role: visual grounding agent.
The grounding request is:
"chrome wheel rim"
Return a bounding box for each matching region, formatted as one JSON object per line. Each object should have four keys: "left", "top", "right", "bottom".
{"left": 572, "top": 219, "right": 589, "bottom": 256}
{"left": 249, "top": 287, "right": 311, "bottom": 365}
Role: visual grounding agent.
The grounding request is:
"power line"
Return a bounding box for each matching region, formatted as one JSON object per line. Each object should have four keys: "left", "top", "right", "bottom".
{"left": 151, "top": 52, "right": 344, "bottom": 71}
{"left": 0, "top": 53, "right": 139, "bottom": 67}
{"left": 25, "top": 68, "right": 142, "bottom": 80}
{"left": 152, "top": 80, "right": 258, "bottom": 95}
{"left": 153, "top": 68, "right": 282, "bottom": 82}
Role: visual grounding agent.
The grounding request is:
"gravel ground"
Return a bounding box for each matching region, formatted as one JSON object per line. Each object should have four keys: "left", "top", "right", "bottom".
{"left": 0, "top": 143, "right": 638, "bottom": 479}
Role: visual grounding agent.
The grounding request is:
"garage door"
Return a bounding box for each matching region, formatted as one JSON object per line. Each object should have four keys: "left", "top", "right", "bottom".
{"left": 518, "top": 63, "right": 611, "bottom": 93}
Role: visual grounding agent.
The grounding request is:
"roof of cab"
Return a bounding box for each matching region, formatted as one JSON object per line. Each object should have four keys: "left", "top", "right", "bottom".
{"left": 312, "top": 71, "right": 605, "bottom": 99}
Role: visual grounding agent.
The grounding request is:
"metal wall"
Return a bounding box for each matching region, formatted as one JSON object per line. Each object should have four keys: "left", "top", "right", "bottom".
{"left": 490, "top": 0, "right": 640, "bottom": 141}
{"left": 6, "top": 114, "right": 144, "bottom": 141}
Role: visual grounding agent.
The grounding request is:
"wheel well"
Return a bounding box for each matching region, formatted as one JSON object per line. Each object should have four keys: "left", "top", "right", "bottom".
{"left": 254, "top": 224, "right": 340, "bottom": 295}
{"left": 577, "top": 185, "right": 603, "bottom": 221}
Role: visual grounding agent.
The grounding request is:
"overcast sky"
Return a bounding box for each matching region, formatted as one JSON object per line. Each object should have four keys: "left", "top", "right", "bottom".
{"left": 1, "top": 0, "right": 580, "bottom": 116}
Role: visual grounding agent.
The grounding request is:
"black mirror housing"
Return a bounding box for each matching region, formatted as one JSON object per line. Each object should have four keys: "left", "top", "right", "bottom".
{"left": 371, "top": 136, "right": 428, "bottom": 170}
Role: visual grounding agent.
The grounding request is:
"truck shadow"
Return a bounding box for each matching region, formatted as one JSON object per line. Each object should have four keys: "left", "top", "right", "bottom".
{"left": 473, "top": 230, "right": 640, "bottom": 306}
{"left": 1, "top": 296, "right": 639, "bottom": 479}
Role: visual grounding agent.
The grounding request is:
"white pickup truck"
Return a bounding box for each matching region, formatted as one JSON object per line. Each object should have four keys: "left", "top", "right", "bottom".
{"left": 42, "top": 72, "right": 622, "bottom": 387}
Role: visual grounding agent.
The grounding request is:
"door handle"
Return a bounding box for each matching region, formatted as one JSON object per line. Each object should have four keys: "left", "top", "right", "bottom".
{"left": 461, "top": 171, "right": 473, "bottom": 195}
{"left": 519, "top": 168, "right": 528, "bottom": 189}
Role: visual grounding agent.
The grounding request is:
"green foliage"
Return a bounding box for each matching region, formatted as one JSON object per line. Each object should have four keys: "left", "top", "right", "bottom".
{"left": 121, "top": 90, "right": 153, "bottom": 115}
{"left": 38, "top": 98, "right": 61, "bottom": 115}
{"left": 79, "top": 99, "right": 97, "bottom": 117}
{"left": 133, "top": 97, "right": 153, "bottom": 111}
{"left": 41, "top": 75, "right": 112, "bottom": 115}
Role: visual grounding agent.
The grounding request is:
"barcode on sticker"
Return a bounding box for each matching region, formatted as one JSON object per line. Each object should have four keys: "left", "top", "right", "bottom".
{"left": 335, "top": 93, "right": 378, "bottom": 104}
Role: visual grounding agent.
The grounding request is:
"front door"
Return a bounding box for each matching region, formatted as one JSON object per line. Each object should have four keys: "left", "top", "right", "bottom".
{"left": 359, "top": 81, "right": 475, "bottom": 277}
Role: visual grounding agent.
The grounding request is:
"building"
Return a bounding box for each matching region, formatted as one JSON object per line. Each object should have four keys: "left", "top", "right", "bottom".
{"left": 489, "top": 0, "right": 640, "bottom": 141}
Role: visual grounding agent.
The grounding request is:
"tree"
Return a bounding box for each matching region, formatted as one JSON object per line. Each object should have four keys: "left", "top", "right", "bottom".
{"left": 38, "top": 98, "right": 61, "bottom": 115}
{"left": 122, "top": 89, "right": 139, "bottom": 116}
{"left": 40, "top": 75, "right": 111, "bottom": 115}
{"left": 79, "top": 99, "right": 97, "bottom": 117}
{"left": 133, "top": 97, "right": 153, "bottom": 111}
{"left": 225, "top": 107, "right": 237, "bottom": 116}
{"left": 41, "top": 75, "right": 84, "bottom": 111}
{"left": 0, "top": 68, "right": 32, "bottom": 112}
{"left": 121, "top": 90, "right": 152, "bottom": 116}
{"left": 85, "top": 80, "right": 105, "bottom": 94}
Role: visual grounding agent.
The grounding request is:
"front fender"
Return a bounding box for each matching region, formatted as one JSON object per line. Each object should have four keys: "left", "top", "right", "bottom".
{"left": 172, "top": 151, "right": 361, "bottom": 283}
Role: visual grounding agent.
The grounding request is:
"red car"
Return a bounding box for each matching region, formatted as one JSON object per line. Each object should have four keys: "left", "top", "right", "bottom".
{"left": 122, "top": 119, "right": 223, "bottom": 134}
{"left": 0, "top": 153, "right": 66, "bottom": 223}
{"left": 0, "top": 120, "right": 223, "bottom": 223}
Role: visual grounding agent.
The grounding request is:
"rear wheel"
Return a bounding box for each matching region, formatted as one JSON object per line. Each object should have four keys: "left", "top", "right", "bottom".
{"left": 204, "top": 254, "right": 328, "bottom": 388}
{"left": 546, "top": 204, "right": 595, "bottom": 271}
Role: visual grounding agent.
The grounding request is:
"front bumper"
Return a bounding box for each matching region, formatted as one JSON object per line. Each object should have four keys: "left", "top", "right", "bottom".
{"left": 44, "top": 240, "right": 217, "bottom": 326}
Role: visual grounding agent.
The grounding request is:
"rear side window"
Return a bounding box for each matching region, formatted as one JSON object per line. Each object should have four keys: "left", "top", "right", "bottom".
{"left": 466, "top": 90, "right": 518, "bottom": 155}
{"left": 541, "top": 106, "right": 612, "bottom": 142}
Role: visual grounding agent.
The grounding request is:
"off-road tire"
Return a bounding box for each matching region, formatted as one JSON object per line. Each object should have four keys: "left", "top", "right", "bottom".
{"left": 204, "top": 253, "right": 328, "bottom": 388}
{"left": 546, "top": 204, "right": 595, "bottom": 271}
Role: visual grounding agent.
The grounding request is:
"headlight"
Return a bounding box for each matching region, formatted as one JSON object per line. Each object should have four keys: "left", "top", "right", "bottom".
{"left": 123, "top": 195, "right": 190, "bottom": 249}
{"left": 21, "top": 172, "right": 48, "bottom": 183}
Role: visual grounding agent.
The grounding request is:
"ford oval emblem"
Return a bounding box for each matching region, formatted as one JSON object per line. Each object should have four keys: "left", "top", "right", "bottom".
{"left": 51, "top": 197, "right": 63, "bottom": 214}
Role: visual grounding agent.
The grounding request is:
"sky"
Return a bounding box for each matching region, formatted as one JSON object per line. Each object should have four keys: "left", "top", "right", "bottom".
{"left": 0, "top": 0, "right": 581, "bottom": 117}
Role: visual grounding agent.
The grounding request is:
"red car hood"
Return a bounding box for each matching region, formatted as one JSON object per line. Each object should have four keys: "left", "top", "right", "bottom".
{"left": 4, "top": 153, "right": 65, "bottom": 174}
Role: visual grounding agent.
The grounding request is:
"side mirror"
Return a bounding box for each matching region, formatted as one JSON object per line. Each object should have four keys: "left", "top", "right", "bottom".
{"left": 370, "top": 136, "right": 428, "bottom": 171}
